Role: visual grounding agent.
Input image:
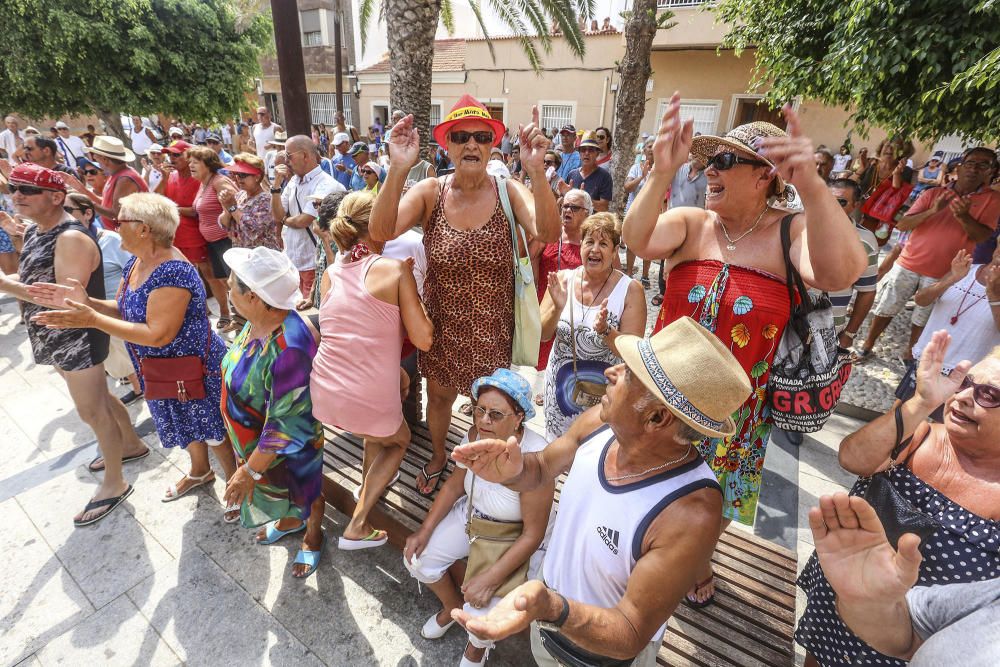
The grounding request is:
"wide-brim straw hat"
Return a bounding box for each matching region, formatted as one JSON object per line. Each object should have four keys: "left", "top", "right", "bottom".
{"left": 690, "top": 122, "right": 792, "bottom": 201}
{"left": 432, "top": 94, "right": 505, "bottom": 149}
{"left": 88, "top": 135, "right": 136, "bottom": 163}
{"left": 616, "top": 317, "right": 752, "bottom": 438}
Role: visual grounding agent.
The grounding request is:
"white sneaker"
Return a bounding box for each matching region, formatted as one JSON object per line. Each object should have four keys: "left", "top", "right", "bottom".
{"left": 458, "top": 647, "right": 489, "bottom": 666}
{"left": 421, "top": 612, "right": 455, "bottom": 639}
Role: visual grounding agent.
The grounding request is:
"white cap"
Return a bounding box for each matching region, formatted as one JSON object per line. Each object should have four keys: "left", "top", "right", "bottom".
{"left": 363, "top": 161, "right": 383, "bottom": 179}
{"left": 55, "top": 121, "right": 69, "bottom": 130}
{"left": 222, "top": 247, "right": 302, "bottom": 310}
{"left": 169, "top": 127, "right": 184, "bottom": 136}
{"left": 147, "top": 143, "right": 164, "bottom": 154}
{"left": 333, "top": 132, "right": 350, "bottom": 146}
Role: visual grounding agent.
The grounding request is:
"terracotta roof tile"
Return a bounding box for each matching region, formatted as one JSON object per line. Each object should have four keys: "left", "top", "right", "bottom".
{"left": 359, "top": 38, "right": 466, "bottom": 74}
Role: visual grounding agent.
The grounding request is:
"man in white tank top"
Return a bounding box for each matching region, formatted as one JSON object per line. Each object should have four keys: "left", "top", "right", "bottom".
{"left": 452, "top": 316, "right": 752, "bottom": 666}
{"left": 252, "top": 106, "right": 282, "bottom": 159}
{"left": 127, "top": 116, "right": 156, "bottom": 159}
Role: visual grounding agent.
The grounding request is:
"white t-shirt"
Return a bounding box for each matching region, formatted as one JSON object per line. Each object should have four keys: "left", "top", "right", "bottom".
{"left": 0, "top": 128, "right": 25, "bottom": 159}
{"left": 56, "top": 134, "right": 87, "bottom": 165}
{"left": 457, "top": 427, "right": 549, "bottom": 522}
{"left": 382, "top": 229, "right": 427, "bottom": 297}
{"left": 832, "top": 153, "right": 852, "bottom": 173}
{"left": 221, "top": 125, "right": 232, "bottom": 146}
{"left": 912, "top": 265, "right": 1000, "bottom": 371}
{"left": 253, "top": 123, "right": 277, "bottom": 158}
{"left": 143, "top": 166, "right": 163, "bottom": 192}
{"left": 280, "top": 165, "right": 343, "bottom": 271}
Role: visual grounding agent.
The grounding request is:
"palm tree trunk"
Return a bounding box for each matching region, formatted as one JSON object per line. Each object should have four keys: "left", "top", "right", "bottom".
{"left": 385, "top": 0, "right": 442, "bottom": 160}
{"left": 610, "top": 0, "right": 659, "bottom": 214}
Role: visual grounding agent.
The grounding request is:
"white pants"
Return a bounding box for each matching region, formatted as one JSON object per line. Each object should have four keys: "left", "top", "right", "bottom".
{"left": 529, "top": 621, "right": 661, "bottom": 667}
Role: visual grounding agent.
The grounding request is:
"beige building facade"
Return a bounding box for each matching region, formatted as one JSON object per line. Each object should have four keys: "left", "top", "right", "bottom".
{"left": 358, "top": 3, "right": 938, "bottom": 163}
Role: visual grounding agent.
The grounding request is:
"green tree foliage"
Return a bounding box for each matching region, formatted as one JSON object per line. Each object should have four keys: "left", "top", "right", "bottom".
{"left": 0, "top": 0, "right": 272, "bottom": 121}
{"left": 715, "top": 0, "right": 1000, "bottom": 142}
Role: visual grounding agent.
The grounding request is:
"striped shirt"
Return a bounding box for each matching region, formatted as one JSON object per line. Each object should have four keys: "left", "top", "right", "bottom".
{"left": 829, "top": 224, "right": 879, "bottom": 328}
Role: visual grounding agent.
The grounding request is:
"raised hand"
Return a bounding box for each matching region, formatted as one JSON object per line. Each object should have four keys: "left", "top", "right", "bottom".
{"left": 758, "top": 104, "right": 821, "bottom": 189}
{"left": 984, "top": 262, "right": 1000, "bottom": 299}
{"left": 27, "top": 277, "right": 89, "bottom": 309}
{"left": 62, "top": 173, "right": 88, "bottom": 193}
{"left": 0, "top": 211, "right": 27, "bottom": 239}
{"left": 546, "top": 271, "right": 569, "bottom": 310}
{"left": 451, "top": 436, "right": 523, "bottom": 484}
{"left": 594, "top": 298, "right": 612, "bottom": 336}
{"left": 452, "top": 579, "right": 549, "bottom": 641}
{"left": 947, "top": 249, "right": 972, "bottom": 282}
{"left": 914, "top": 330, "right": 972, "bottom": 409}
{"left": 651, "top": 92, "right": 694, "bottom": 176}
{"left": 30, "top": 299, "right": 98, "bottom": 329}
{"left": 810, "top": 493, "right": 921, "bottom": 605}
{"left": 517, "top": 106, "right": 550, "bottom": 172}
{"left": 387, "top": 114, "right": 419, "bottom": 169}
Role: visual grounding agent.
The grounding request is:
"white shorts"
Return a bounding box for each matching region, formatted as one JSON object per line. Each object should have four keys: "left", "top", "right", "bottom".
{"left": 871, "top": 264, "right": 937, "bottom": 327}
{"left": 104, "top": 336, "right": 135, "bottom": 380}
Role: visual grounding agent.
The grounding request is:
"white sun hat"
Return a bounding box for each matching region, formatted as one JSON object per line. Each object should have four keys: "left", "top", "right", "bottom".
{"left": 223, "top": 246, "right": 302, "bottom": 310}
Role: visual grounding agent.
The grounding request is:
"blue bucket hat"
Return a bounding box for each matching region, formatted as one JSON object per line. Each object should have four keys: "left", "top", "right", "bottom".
{"left": 75, "top": 155, "right": 100, "bottom": 171}
{"left": 471, "top": 368, "right": 535, "bottom": 419}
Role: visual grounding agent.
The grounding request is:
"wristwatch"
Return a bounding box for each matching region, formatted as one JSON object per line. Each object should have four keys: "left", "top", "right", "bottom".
{"left": 243, "top": 462, "right": 263, "bottom": 482}
{"left": 536, "top": 588, "right": 570, "bottom": 633}
{"left": 270, "top": 186, "right": 283, "bottom": 194}
{"left": 227, "top": 205, "right": 238, "bottom": 213}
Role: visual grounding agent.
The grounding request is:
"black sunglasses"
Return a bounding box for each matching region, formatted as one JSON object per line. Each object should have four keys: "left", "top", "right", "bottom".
{"left": 708, "top": 152, "right": 767, "bottom": 171}
{"left": 562, "top": 204, "right": 586, "bottom": 213}
{"left": 450, "top": 131, "right": 494, "bottom": 145}
{"left": 835, "top": 198, "right": 849, "bottom": 207}
{"left": 62, "top": 206, "right": 83, "bottom": 214}
{"left": 83, "top": 168, "right": 100, "bottom": 176}
{"left": 360, "top": 169, "right": 375, "bottom": 175}
{"left": 8, "top": 184, "right": 48, "bottom": 196}
{"left": 958, "top": 376, "right": 1000, "bottom": 409}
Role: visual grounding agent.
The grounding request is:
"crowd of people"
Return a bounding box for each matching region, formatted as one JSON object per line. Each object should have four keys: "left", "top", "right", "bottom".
{"left": 1, "top": 90, "right": 998, "bottom": 667}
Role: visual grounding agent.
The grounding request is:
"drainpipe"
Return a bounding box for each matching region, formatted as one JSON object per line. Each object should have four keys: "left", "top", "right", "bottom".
{"left": 599, "top": 76, "right": 609, "bottom": 127}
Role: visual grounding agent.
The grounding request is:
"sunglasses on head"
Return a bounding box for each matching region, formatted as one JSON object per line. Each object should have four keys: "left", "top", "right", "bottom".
{"left": 8, "top": 183, "right": 50, "bottom": 196}
{"left": 449, "top": 131, "right": 494, "bottom": 145}
{"left": 958, "top": 375, "right": 1000, "bottom": 409}
{"left": 708, "top": 152, "right": 768, "bottom": 171}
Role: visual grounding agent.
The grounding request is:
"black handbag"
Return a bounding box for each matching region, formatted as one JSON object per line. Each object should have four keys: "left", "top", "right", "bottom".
{"left": 861, "top": 406, "right": 941, "bottom": 549}
{"left": 768, "top": 214, "right": 852, "bottom": 433}
{"left": 538, "top": 628, "right": 634, "bottom": 667}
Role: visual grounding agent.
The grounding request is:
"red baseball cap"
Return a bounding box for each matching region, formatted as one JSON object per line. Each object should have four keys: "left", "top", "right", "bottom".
{"left": 163, "top": 140, "right": 193, "bottom": 154}
{"left": 9, "top": 163, "right": 67, "bottom": 192}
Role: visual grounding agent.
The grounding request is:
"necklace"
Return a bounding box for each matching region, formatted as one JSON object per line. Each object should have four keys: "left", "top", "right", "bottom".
{"left": 718, "top": 206, "right": 769, "bottom": 251}
{"left": 606, "top": 443, "right": 693, "bottom": 482}
{"left": 579, "top": 267, "right": 614, "bottom": 319}
{"left": 951, "top": 269, "right": 986, "bottom": 325}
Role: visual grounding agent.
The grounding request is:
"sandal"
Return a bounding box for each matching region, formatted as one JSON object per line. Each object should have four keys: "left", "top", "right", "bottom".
{"left": 161, "top": 470, "right": 216, "bottom": 503}
{"left": 338, "top": 528, "right": 388, "bottom": 551}
{"left": 533, "top": 393, "right": 544, "bottom": 407}
{"left": 88, "top": 447, "right": 150, "bottom": 472}
{"left": 223, "top": 503, "right": 241, "bottom": 524}
{"left": 684, "top": 574, "right": 716, "bottom": 609}
{"left": 292, "top": 534, "right": 326, "bottom": 578}
{"left": 74, "top": 485, "right": 134, "bottom": 527}
{"left": 257, "top": 519, "right": 307, "bottom": 545}
{"left": 651, "top": 295, "right": 663, "bottom": 307}
{"left": 416, "top": 463, "right": 444, "bottom": 498}
{"left": 458, "top": 401, "right": 474, "bottom": 416}
{"left": 215, "top": 317, "right": 233, "bottom": 331}
{"left": 850, "top": 348, "right": 874, "bottom": 364}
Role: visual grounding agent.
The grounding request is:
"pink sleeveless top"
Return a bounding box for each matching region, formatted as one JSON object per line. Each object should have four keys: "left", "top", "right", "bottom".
{"left": 310, "top": 253, "right": 404, "bottom": 438}
{"left": 193, "top": 175, "right": 231, "bottom": 242}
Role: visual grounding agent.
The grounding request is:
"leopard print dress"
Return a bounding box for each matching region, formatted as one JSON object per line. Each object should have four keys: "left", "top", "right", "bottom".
{"left": 419, "top": 178, "right": 514, "bottom": 394}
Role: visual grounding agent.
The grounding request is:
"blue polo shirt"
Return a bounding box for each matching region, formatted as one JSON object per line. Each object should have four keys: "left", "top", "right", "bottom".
{"left": 331, "top": 153, "right": 356, "bottom": 189}
{"left": 557, "top": 150, "right": 581, "bottom": 181}
{"left": 568, "top": 166, "right": 613, "bottom": 204}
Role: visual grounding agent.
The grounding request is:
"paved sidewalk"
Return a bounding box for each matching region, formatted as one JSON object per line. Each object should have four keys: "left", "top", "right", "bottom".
{"left": 2, "top": 270, "right": 868, "bottom": 666}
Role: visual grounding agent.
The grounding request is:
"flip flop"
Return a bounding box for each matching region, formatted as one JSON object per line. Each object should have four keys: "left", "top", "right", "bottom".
{"left": 292, "top": 534, "right": 326, "bottom": 578}
{"left": 651, "top": 295, "right": 663, "bottom": 306}
{"left": 223, "top": 502, "right": 241, "bottom": 524}
{"left": 850, "top": 348, "right": 875, "bottom": 364}
{"left": 352, "top": 471, "right": 400, "bottom": 503}
{"left": 162, "top": 470, "right": 216, "bottom": 503}
{"left": 74, "top": 485, "right": 134, "bottom": 527}
{"left": 338, "top": 528, "right": 388, "bottom": 551}
{"left": 458, "top": 401, "right": 474, "bottom": 416}
{"left": 257, "top": 519, "right": 307, "bottom": 545}
{"left": 416, "top": 464, "right": 444, "bottom": 498}
{"left": 88, "top": 447, "right": 150, "bottom": 472}
{"left": 684, "top": 574, "right": 716, "bottom": 609}
{"left": 215, "top": 317, "right": 233, "bottom": 331}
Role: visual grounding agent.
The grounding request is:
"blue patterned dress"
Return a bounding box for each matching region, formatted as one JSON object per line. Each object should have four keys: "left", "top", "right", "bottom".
{"left": 118, "top": 258, "right": 227, "bottom": 448}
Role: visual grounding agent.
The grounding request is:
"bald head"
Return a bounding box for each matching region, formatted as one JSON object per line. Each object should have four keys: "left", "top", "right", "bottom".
{"left": 285, "top": 134, "right": 320, "bottom": 177}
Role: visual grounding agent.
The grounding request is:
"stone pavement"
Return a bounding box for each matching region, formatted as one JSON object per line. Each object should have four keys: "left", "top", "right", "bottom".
{"left": 2, "top": 259, "right": 882, "bottom": 666}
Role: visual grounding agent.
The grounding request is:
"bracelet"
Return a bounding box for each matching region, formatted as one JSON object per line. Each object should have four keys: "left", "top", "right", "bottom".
{"left": 840, "top": 330, "right": 856, "bottom": 339}
{"left": 227, "top": 205, "right": 238, "bottom": 213}
{"left": 270, "top": 187, "right": 283, "bottom": 194}
{"left": 990, "top": 301, "right": 1000, "bottom": 307}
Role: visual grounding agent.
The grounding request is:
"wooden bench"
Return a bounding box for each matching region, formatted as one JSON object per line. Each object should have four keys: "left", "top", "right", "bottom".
{"left": 321, "top": 412, "right": 797, "bottom": 667}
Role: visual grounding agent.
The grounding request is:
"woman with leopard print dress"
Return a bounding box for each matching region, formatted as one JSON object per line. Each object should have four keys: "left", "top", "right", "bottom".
{"left": 370, "top": 96, "right": 560, "bottom": 496}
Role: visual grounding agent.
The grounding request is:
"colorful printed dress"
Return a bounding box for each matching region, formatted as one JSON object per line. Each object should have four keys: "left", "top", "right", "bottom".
{"left": 221, "top": 311, "right": 324, "bottom": 528}
{"left": 655, "top": 260, "right": 791, "bottom": 525}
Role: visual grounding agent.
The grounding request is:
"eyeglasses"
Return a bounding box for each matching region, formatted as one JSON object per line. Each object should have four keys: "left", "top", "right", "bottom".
{"left": 62, "top": 206, "right": 84, "bottom": 214}
{"left": 115, "top": 218, "right": 147, "bottom": 226}
{"left": 544, "top": 159, "right": 555, "bottom": 166}
{"left": 360, "top": 169, "right": 375, "bottom": 175}
{"left": 8, "top": 184, "right": 49, "bottom": 196}
{"left": 449, "top": 131, "right": 494, "bottom": 145}
{"left": 835, "top": 198, "right": 849, "bottom": 207}
{"left": 961, "top": 160, "right": 993, "bottom": 171}
{"left": 561, "top": 204, "right": 586, "bottom": 213}
{"left": 83, "top": 169, "right": 100, "bottom": 176}
{"left": 472, "top": 406, "right": 515, "bottom": 422}
{"left": 707, "top": 152, "right": 767, "bottom": 171}
{"left": 958, "top": 376, "right": 1000, "bottom": 409}
{"left": 233, "top": 172, "right": 256, "bottom": 180}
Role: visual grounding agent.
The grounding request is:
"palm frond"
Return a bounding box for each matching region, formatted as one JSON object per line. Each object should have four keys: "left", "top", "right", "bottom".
{"left": 467, "top": 0, "right": 499, "bottom": 65}
{"left": 358, "top": 0, "right": 383, "bottom": 55}
{"left": 440, "top": 0, "right": 455, "bottom": 36}
{"left": 534, "top": 0, "right": 589, "bottom": 58}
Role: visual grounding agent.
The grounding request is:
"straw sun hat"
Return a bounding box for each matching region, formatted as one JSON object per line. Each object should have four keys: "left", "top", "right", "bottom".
{"left": 690, "top": 122, "right": 795, "bottom": 202}
{"left": 616, "top": 317, "right": 752, "bottom": 438}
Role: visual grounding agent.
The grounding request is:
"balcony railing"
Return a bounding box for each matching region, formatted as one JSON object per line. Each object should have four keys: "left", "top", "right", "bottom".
{"left": 657, "top": 0, "right": 708, "bottom": 8}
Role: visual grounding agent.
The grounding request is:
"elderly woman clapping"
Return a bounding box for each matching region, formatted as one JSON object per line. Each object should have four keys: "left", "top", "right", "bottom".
{"left": 220, "top": 247, "right": 326, "bottom": 577}
{"left": 796, "top": 331, "right": 1000, "bottom": 666}
{"left": 30, "top": 192, "right": 240, "bottom": 519}
{"left": 404, "top": 369, "right": 553, "bottom": 667}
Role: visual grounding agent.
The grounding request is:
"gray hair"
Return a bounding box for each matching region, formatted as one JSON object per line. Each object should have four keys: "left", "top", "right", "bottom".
{"left": 633, "top": 389, "right": 704, "bottom": 444}
{"left": 564, "top": 188, "right": 593, "bottom": 214}
{"left": 118, "top": 192, "right": 179, "bottom": 247}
